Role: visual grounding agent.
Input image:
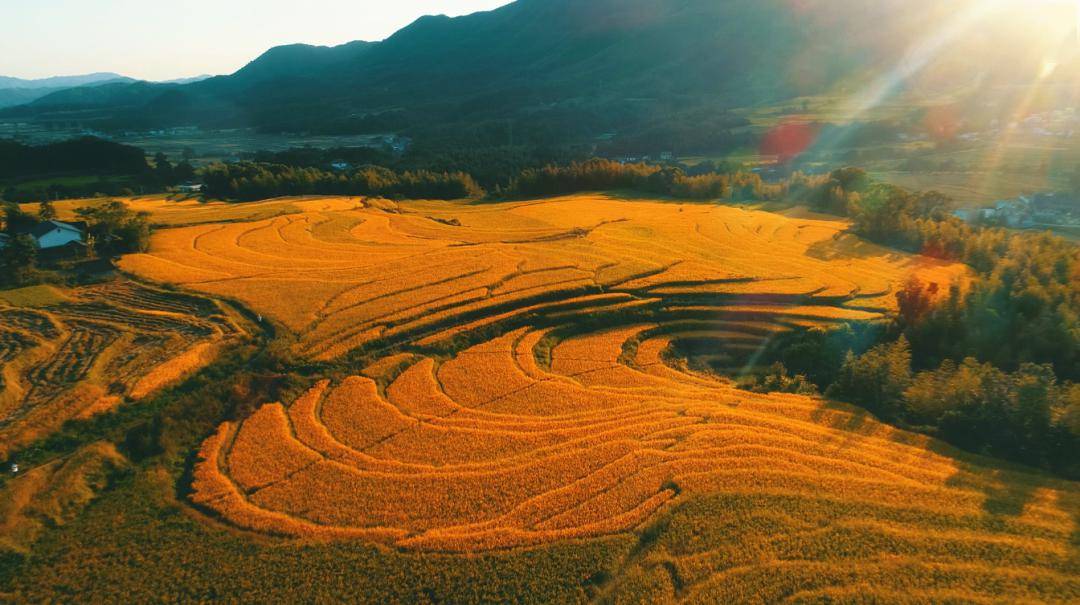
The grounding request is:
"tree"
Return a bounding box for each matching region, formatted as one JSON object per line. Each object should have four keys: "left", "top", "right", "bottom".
{"left": 896, "top": 277, "right": 938, "bottom": 327}
{"left": 75, "top": 200, "right": 152, "bottom": 255}
{"left": 0, "top": 235, "right": 38, "bottom": 285}
{"left": 38, "top": 200, "right": 57, "bottom": 221}
{"left": 1012, "top": 363, "right": 1056, "bottom": 456}
{"left": 174, "top": 161, "right": 197, "bottom": 183}
{"left": 827, "top": 337, "right": 913, "bottom": 420}
{"left": 3, "top": 202, "right": 36, "bottom": 234}
{"left": 154, "top": 152, "right": 174, "bottom": 186}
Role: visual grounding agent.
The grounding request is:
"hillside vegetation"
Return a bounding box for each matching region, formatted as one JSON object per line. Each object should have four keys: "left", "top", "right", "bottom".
{"left": 6, "top": 0, "right": 1074, "bottom": 142}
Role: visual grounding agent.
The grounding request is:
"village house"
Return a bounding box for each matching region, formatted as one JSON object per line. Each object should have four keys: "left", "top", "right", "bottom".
{"left": 28, "top": 220, "right": 87, "bottom": 250}
{"left": 5, "top": 220, "right": 89, "bottom": 257}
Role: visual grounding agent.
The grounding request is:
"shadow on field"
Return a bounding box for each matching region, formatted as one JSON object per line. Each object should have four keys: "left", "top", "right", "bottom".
{"left": 933, "top": 440, "right": 1080, "bottom": 544}
{"left": 809, "top": 399, "right": 872, "bottom": 451}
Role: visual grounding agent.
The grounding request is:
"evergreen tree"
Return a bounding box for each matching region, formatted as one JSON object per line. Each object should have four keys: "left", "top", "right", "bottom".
{"left": 154, "top": 152, "right": 175, "bottom": 186}
{"left": 0, "top": 235, "right": 38, "bottom": 285}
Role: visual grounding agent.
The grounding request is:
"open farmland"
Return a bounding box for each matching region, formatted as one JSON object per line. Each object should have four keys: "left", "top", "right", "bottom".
{"left": 0, "top": 280, "right": 249, "bottom": 456}
{"left": 186, "top": 325, "right": 1080, "bottom": 601}
{"left": 119, "top": 194, "right": 965, "bottom": 361}
{"left": 96, "top": 194, "right": 1078, "bottom": 601}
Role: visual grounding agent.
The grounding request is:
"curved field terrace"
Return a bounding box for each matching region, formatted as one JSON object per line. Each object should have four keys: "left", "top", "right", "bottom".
{"left": 122, "top": 195, "right": 1078, "bottom": 601}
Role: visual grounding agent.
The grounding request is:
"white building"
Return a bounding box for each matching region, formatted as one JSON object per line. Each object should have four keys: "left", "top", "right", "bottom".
{"left": 28, "top": 220, "right": 86, "bottom": 250}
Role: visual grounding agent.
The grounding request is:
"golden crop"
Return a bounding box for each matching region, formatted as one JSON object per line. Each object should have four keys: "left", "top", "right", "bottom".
{"left": 119, "top": 194, "right": 967, "bottom": 360}
{"left": 192, "top": 320, "right": 1079, "bottom": 602}
{"left": 117, "top": 194, "right": 1074, "bottom": 600}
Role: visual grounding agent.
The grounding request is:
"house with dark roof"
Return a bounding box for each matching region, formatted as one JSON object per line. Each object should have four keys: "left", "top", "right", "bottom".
{"left": 19, "top": 220, "right": 88, "bottom": 250}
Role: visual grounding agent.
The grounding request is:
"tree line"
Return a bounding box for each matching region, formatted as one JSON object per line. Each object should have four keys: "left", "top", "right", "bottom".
{"left": 206, "top": 157, "right": 803, "bottom": 203}
{"left": 739, "top": 168, "right": 1079, "bottom": 476}
{"left": 0, "top": 138, "right": 147, "bottom": 180}
{"left": 494, "top": 158, "right": 783, "bottom": 201}
{"left": 201, "top": 162, "right": 484, "bottom": 201}
{"left": 1, "top": 138, "right": 195, "bottom": 203}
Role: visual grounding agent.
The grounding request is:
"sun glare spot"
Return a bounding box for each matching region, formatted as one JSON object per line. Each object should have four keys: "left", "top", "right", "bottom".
{"left": 1041, "top": 60, "right": 1059, "bottom": 78}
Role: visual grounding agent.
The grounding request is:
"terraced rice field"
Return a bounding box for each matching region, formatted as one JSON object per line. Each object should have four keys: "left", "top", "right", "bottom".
{"left": 191, "top": 325, "right": 1079, "bottom": 600}
{"left": 0, "top": 280, "right": 247, "bottom": 455}
{"left": 120, "top": 195, "right": 1076, "bottom": 600}
{"left": 120, "top": 194, "right": 964, "bottom": 361}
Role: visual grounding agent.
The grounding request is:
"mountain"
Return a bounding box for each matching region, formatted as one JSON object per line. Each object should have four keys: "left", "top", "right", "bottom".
{"left": 0, "top": 88, "right": 55, "bottom": 110}
{"left": 0, "top": 73, "right": 137, "bottom": 110}
{"left": 160, "top": 75, "right": 214, "bottom": 85}
{"left": 0, "top": 72, "right": 131, "bottom": 90}
{"left": 3, "top": 0, "right": 1075, "bottom": 146}
{"left": 0, "top": 72, "right": 215, "bottom": 110}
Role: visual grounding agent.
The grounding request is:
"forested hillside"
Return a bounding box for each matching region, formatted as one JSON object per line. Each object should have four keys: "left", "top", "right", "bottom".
{"left": 5, "top": 0, "right": 1073, "bottom": 142}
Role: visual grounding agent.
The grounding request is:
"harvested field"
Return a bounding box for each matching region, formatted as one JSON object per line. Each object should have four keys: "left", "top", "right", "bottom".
{"left": 0, "top": 280, "right": 248, "bottom": 456}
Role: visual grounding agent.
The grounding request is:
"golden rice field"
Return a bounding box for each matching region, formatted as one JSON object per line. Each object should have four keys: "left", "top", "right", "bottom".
{"left": 190, "top": 324, "right": 1080, "bottom": 600}
{"left": 119, "top": 194, "right": 964, "bottom": 361}
{"left": 0, "top": 280, "right": 247, "bottom": 456}
{"left": 114, "top": 195, "right": 1077, "bottom": 601}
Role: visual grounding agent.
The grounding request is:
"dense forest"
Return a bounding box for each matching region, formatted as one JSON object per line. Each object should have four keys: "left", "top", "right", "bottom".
{"left": 0, "top": 138, "right": 193, "bottom": 202}
{"left": 0, "top": 137, "right": 147, "bottom": 180}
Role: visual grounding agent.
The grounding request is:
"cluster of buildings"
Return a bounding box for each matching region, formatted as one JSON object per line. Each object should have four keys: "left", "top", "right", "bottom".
{"left": 953, "top": 193, "right": 1079, "bottom": 229}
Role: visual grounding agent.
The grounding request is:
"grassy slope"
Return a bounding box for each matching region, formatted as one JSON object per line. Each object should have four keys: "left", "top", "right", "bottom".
{"left": 0, "top": 286, "right": 69, "bottom": 308}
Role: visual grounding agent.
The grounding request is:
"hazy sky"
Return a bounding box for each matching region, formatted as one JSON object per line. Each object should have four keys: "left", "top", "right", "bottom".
{"left": 0, "top": 0, "right": 513, "bottom": 81}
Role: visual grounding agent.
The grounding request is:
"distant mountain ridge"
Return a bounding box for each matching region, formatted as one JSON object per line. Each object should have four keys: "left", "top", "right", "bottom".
{"left": 2, "top": 0, "right": 1075, "bottom": 145}
{"left": 0, "top": 72, "right": 131, "bottom": 90}
{"left": 0, "top": 72, "right": 212, "bottom": 110}
{"left": 0, "top": 74, "right": 136, "bottom": 110}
